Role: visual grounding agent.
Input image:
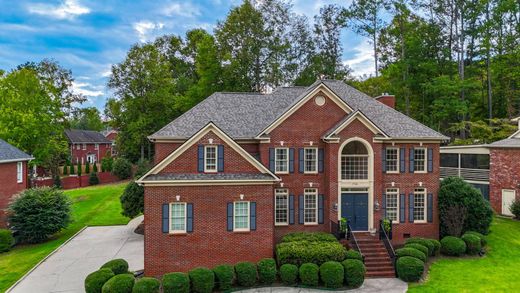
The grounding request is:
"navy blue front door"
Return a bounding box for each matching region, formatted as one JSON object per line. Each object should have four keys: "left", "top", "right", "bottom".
{"left": 341, "top": 193, "right": 369, "bottom": 231}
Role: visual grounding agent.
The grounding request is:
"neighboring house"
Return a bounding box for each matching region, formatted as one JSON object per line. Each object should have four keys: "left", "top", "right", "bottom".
{"left": 137, "top": 79, "right": 448, "bottom": 277}
{"left": 0, "top": 139, "right": 33, "bottom": 227}
{"left": 103, "top": 129, "right": 118, "bottom": 156}
{"left": 65, "top": 129, "right": 112, "bottom": 164}
{"left": 441, "top": 117, "right": 520, "bottom": 216}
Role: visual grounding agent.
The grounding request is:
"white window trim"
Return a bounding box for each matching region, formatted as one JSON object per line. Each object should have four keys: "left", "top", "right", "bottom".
{"left": 414, "top": 147, "right": 427, "bottom": 173}
{"left": 304, "top": 147, "right": 318, "bottom": 174}
{"left": 82, "top": 143, "right": 86, "bottom": 150}
{"left": 386, "top": 147, "right": 400, "bottom": 174}
{"left": 169, "top": 202, "right": 187, "bottom": 234}
{"left": 274, "top": 148, "right": 289, "bottom": 174}
{"left": 274, "top": 189, "right": 289, "bottom": 226}
{"left": 95, "top": 143, "right": 99, "bottom": 150}
{"left": 233, "top": 201, "right": 250, "bottom": 232}
{"left": 76, "top": 144, "right": 80, "bottom": 150}
{"left": 17, "top": 162, "right": 23, "bottom": 183}
{"left": 204, "top": 145, "right": 218, "bottom": 173}
{"left": 304, "top": 188, "right": 318, "bottom": 225}
{"left": 385, "top": 188, "right": 399, "bottom": 223}
{"left": 413, "top": 188, "right": 427, "bottom": 223}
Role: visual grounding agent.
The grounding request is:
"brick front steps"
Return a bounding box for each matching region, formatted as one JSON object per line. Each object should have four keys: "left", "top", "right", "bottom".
{"left": 352, "top": 232, "right": 395, "bottom": 278}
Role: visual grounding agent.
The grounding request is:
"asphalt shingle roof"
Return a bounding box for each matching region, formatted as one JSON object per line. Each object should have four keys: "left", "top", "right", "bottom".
{"left": 151, "top": 80, "right": 447, "bottom": 140}
{"left": 65, "top": 129, "right": 112, "bottom": 144}
{"left": 144, "top": 173, "right": 276, "bottom": 181}
{"left": 0, "top": 139, "right": 33, "bottom": 163}
{"left": 487, "top": 138, "right": 520, "bottom": 148}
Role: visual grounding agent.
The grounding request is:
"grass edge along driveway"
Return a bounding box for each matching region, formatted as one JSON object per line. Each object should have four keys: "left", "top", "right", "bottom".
{"left": 409, "top": 217, "right": 520, "bottom": 292}
{"left": 0, "top": 182, "right": 129, "bottom": 292}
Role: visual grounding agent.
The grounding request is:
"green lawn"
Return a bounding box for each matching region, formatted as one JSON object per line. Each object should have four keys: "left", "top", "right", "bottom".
{"left": 0, "top": 182, "right": 129, "bottom": 292}
{"left": 409, "top": 217, "right": 520, "bottom": 292}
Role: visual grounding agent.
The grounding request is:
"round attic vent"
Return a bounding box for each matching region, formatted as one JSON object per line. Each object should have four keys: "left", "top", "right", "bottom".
{"left": 315, "top": 95, "right": 326, "bottom": 106}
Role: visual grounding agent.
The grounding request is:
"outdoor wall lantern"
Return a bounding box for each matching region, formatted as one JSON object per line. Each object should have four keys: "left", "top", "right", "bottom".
{"left": 333, "top": 203, "right": 338, "bottom": 211}
{"left": 240, "top": 194, "right": 245, "bottom": 200}
{"left": 176, "top": 195, "right": 181, "bottom": 201}
{"left": 374, "top": 200, "right": 380, "bottom": 211}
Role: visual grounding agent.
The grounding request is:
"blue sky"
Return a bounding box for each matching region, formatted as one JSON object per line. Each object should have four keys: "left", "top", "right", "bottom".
{"left": 0, "top": 0, "right": 374, "bottom": 111}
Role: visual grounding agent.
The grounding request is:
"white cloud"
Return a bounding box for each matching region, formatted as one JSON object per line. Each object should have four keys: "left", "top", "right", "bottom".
{"left": 163, "top": 2, "right": 201, "bottom": 18}
{"left": 27, "top": 0, "right": 90, "bottom": 20}
{"left": 72, "top": 81, "right": 104, "bottom": 97}
{"left": 133, "top": 21, "right": 165, "bottom": 43}
{"left": 343, "top": 39, "right": 375, "bottom": 78}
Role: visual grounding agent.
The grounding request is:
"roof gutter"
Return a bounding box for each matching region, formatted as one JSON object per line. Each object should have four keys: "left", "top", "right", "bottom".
{"left": 0, "top": 157, "right": 34, "bottom": 164}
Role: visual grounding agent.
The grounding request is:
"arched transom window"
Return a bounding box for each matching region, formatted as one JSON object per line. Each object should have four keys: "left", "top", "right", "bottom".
{"left": 341, "top": 141, "right": 369, "bottom": 180}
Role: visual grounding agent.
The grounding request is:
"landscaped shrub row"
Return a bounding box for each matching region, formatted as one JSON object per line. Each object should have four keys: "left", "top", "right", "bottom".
{"left": 276, "top": 240, "right": 347, "bottom": 266}
{"left": 281, "top": 232, "right": 338, "bottom": 243}
{"left": 395, "top": 237, "right": 440, "bottom": 282}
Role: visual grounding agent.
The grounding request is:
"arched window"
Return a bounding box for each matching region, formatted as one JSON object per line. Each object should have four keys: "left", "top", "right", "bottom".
{"left": 341, "top": 141, "right": 369, "bottom": 180}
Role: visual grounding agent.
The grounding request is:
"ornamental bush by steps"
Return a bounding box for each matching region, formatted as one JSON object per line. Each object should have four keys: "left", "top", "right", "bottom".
{"left": 405, "top": 243, "right": 429, "bottom": 260}
{"left": 276, "top": 240, "right": 347, "bottom": 266}
{"left": 395, "top": 247, "right": 427, "bottom": 262}
{"left": 342, "top": 259, "right": 365, "bottom": 288}
{"left": 405, "top": 238, "right": 435, "bottom": 256}
{"left": 396, "top": 256, "right": 424, "bottom": 282}
{"left": 440, "top": 236, "right": 467, "bottom": 256}
{"left": 281, "top": 232, "right": 338, "bottom": 243}
{"left": 319, "top": 261, "right": 344, "bottom": 288}
{"left": 345, "top": 249, "right": 363, "bottom": 261}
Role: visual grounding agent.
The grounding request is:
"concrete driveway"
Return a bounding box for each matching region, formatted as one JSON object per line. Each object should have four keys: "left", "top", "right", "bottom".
{"left": 8, "top": 216, "right": 144, "bottom": 293}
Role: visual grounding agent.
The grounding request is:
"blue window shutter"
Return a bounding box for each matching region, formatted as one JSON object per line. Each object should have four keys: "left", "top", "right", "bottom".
{"left": 289, "top": 194, "right": 295, "bottom": 225}
{"left": 217, "top": 145, "right": 224, "bottom": 172}
{"left": 382, "top": 148, "right": 387, "bottom": 173}
{"left": 227, "top": 203, "right": 233, "bottom": 231}
{"left": 408, "top": 193, "right": 414, "bottom": 223}
{"left": 298, "top": 148, "right": 304, "bottom": 173}
{"left": 409, "top": 148, "right": 415, "bottom": 173}
{"left": 298, "top": 195, "right": 304, "bottom": 224}
{"left": 318, "top": 194, "right": 324, "bottom": 224}
{"left": 318, "top": 149, "right": 324, "bottom": 173}
{"left": 197, "top": 145, "right": 204, "bottom": 173}
{"left": 427, "top": 148, "right": 433, "bottom": 173}
{"left": 187, "top": 203, "right": 193, "bottom": 232}
{"left": 427, "top": 193, "right": 433, "bottom": 223}
{"left": 399, "top": 194, "right": 406, "bottom": 223}
{"left": 250, "top": 202, "right": 256, "bottom": 231}
{"left": 382, "top": 193, "right": 387, "bottom": 218}
{"left": 289, "top": 148, "right": 295, "bottom": 173}
{"left": 162, "top": 204, "right": 169, "bottom": 233}
{"left": 269, "top": 148, "right": 275, "bottom": 172}
{"left": 400, "top": 148, "right": 406, "bottom": 173}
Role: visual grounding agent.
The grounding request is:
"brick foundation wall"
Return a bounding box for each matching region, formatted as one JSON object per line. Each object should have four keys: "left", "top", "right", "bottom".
{"left": 0, "top": 161, "right": 28, "bottom": 227}
{"left": 33, "top": 172, "right": 121, "bottom": 190}
{"left": 490, "top": 148, "right": 520, "bottom": 213}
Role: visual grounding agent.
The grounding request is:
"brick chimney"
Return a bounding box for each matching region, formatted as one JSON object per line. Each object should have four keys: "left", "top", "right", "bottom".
{"left": 375, "top": 93, "right": 395, "bottom": 109}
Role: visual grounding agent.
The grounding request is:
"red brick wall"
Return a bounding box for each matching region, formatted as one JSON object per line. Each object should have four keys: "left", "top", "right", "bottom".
{"left": 33, "top": 172, "right": 120, "bottom": 190}
{"left": 0, "top": 161, "right": 28, "bottom": 227}
{"left": 154, "top": 142, "right": 181, "bottom": 164}
{"left": 375, "top": 95, "right": 395, "bottom": 109}
{"left": 70, "top": 143, "right": 112, "bottom": 164}
{"left": 489, "top": 148, "right": 520, "bottom": 213}
{"left": 144, "top": 185, "right": 275, "bottom": 277}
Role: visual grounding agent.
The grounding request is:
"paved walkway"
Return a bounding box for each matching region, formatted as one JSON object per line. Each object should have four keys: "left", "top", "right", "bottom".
{"left": 8, "top": 216, "right": 144, "bottom": 293}
{"left": 236, "top": 278, "right": 408, "bottom": 293}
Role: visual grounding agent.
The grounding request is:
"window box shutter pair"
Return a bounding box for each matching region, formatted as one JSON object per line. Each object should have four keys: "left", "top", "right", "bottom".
{"left": 298, "top": 148, "right": 324, "bottom": 173}
{"left": 226, "top": 202, "right": 257, "bottom": 231}
{"left": 298, "top": 194, "right": 324, "bottom": 224}
{"left": 197, "top": 144, "right": 224, "bottom": 172}
{"left": 409, "top": 147, "right": 434, "bottom": 173}
{"left": 382, "top": 147, "right": 407, "bottom": 173}
{"left": 269, "top": 148, "right": 295, "bottom": 173}
{"left": 162, "top": 203, "right": 194, "bottom": 233}
{"left": 407, "top": 193, "right": 433, "bottom": 223}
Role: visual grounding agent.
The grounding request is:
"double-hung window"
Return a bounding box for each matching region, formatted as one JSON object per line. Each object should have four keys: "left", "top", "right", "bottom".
{"left": 234, "top": 201, "right": 250, "bottom": 231}
{"left": 204, "top": 145, "right": 217, "bottom": 172}
{"left": 275, "top": 148, "right": 289, "bottom": 174}
{"left": 170, "top": 202, "right": 186, "bottom": 233}
{"left": 386, "top": 148, "right": 399, "bottom": 173}
{"left": 82, "top": 144, "right": 86, "bottom": 150}
{"left": 17, "top": 162, "right": 23, "bottom": 183}
{"left": 385, "top": 188, "right": 399, "bottom": 222}
{"left": 413, "top": 188, "right": 427, "bottom": 222}
{"left": 95, "top": 143, "right": 99, "bottom": 150}
{"left": 304, "top": 188, "right": 318, "bottom": 224}
{"left": 275, "top": 189, "right": 288, "bottom": 225}
{"left": 414, "top": 148, "right": 427, "bottom": 173}
{"left": 304, "top": 148, "right": 318, "bottom": 173}
{"left": 76, "top": 144, "right": 80, "bottom": 150}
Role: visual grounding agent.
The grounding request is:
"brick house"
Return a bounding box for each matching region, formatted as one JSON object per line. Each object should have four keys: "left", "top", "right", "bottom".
{"left": 137, "top": 80, "right": 448, "bottom": 277}
{"left": 65, "top": 129, "right": 112, "bottom": 164}
{"left": 102, "top": 129, "right": 118, "bottom": 156}
{"left": 0, "top": 139, "right": 33, "bottom": 227}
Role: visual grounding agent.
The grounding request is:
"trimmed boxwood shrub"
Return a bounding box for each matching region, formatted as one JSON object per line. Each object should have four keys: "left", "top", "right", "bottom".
{"left": 0, "top": 229, "right": 14, "bottom": 252}
{"left": 429, "top": 239, "right": 441, "bottom": 255}
{"left": 464, "top": 231, "right": 487, "bottom": 246}
{"left": 395, "top": 247, "right": 427, "bottom": 262}
{"left": 235, "top": 262, "right": 257, "bottom": 287}
{"left": 441, "top": 236, "right": 467, "bottom": 256}
{"left": 396, "top": 256, "right": 424, "bottom": 282}
{"left": 280, "top": 264, "right": 298, "bottom": 285}
{"left": 345, "top": 249, "right": 363, "bottom": 261}
{"left": 405, "top": 238, "right": 435, "bottom": 256}
{"left": 85, "top": 268, "right": 115, "bottom": 293}
{"left": 257, "top": 258, "right": 276, "bottom": 284}
{"left": 276, "top": 241, "right": 347, "bottom": 266}
{"left": 213, "top": 264, "right": 234, "bottom": 291}
{"left": 162, "top": 272, "right": 189, "bottom": 293}
{"left": 342, "top": 259, "right": 365, "bottom": 288}
{"left": 102, "top": 274, "right": 135, "bottom": 293}
{"left": 299, "top": 263, "right": 319, "bottom": 287}
{"left": 461, "top": 233, "right": 482, "bottom": 255}
{"left": 320, "top": 261, "right": 344, "bottom": 288}
{"left": 101, "top": 259, "right": 129, "bottom": 275}
{"left": 405, "top": 243, "right": 429, "bottom": 259}
{"left": 132, "top": 277, "right": 159, "bottom": 293}
{"left": 188, "top": 267, "right": 214, "bottom": 293}
{"left": 281, "top": 232, "right": 338, "bottom": 243}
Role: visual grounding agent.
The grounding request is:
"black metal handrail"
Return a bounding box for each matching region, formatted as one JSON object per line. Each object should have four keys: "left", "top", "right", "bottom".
{"left": 330, "top": 220, "right": 340, "bottom": 239}
{"left": 379, "top": 219, "right": 397, "bottom": 277}
{"left": 347, "top": 220, "right": 364, "bottom": 262}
